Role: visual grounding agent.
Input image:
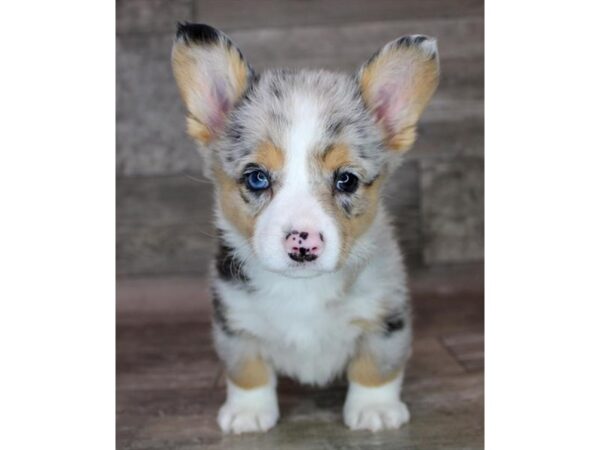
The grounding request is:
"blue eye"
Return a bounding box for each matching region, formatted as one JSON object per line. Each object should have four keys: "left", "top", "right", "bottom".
{"left": 245, "top": 169, "right": 270, "bottom": 191}
{"left": 335, "top": 171, "right": 359, "bottom": 193}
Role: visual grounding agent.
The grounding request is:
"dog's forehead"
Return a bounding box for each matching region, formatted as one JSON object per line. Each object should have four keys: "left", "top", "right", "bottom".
{"left": 217, "top": 69, "right": 386, "bottom": 175}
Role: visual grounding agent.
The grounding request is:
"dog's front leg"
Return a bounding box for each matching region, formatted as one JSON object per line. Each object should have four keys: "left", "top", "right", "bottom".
{"left": 217, "top": 357, "right": 279, "bottom": 434}
{"left": 343, "top": 331, "right": 411, "bottom": 432}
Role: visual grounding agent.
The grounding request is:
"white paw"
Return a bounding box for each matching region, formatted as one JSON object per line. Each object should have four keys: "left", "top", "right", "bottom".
{"left": 217, "top": 402, "right": 279, "bottom": 434}
{"left": 343, "top": 399, "right": 410, "bottom": 432}
{"left": 217, "top": 378, "right": 279, "bottom": 434}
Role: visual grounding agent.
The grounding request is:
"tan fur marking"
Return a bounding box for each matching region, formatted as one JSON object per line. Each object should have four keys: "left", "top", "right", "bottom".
{"left": 171, "top": 43, "right": 208, "bottom": 124}
{"left": 316, "top": 143, "right": 381, "bottom": 255}
{"left": 359, "top": 55, "right": 383, "bottom": 107}
{"left": 186, "top": 117, "right": 212, "bottom": 143}
{"left": 336, "top": 177, "right": 382, "bottom": 262}
{"left": 172, "top": 42, "right": 248, "bottom": 143}
{"left": 228, "top": 357, "right": 270, "bottom": 389}
{"left": 214, "top": 167, "right": 256, "bottom": 238}
{"left": 321, "top": 144, "right": 352, "bottom": 171}
{"left": 347, "top": 178, "right": 381, "bottom": 236}
{"left": 348, "top": 351, "right": 402, "bottom": 387}
{"left": 315, "top": 149, "right": 383, "bottom": 265}
{"left": 228, "top": 47, "right": 248, "bottom": 99}
{"left": 350, "top": 300, "right": 400, "bottom": 333}
{"left": 388, "top": 125, "right": 418, "bottom": 152}
{"left": 350, "top": 318, "right": 381, "bottom": 332}
{"left": 255, "top": 141, "right": 284, "bottom": 172}
{"left": 360, "top": 44, "right": 439, "bottom": 153}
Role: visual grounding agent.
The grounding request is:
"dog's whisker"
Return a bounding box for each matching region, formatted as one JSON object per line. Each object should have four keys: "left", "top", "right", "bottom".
{"left": 197, "top": 229, "right": 219, "bottom": 239}
{"left": 184, "top": 173, "right": 212, "bottom": 185}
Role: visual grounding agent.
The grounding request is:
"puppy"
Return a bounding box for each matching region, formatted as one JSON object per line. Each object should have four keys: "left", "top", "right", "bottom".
{"left": 171, "top": 23, "right": 439, "bottom": 434}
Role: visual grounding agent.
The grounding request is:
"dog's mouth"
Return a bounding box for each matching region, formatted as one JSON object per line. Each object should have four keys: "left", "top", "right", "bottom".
{"left": 280, "top": 268, "right": 329, "bottom": 279}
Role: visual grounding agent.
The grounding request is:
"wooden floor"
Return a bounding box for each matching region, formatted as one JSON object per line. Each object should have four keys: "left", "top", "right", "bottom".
{"left": 117, "top": 264, "right": 484, "bottom": 449}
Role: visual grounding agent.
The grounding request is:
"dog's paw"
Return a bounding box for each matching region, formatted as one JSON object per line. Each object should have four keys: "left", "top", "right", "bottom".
{"left": 343, "top": 399, "right": 410, "bottom": 432}
{"left": 217, "top": 402, "right": 279, "bottom": 434}
{"left": 343, "top": 377, "right": 410, "bottom": 432}
{"left": 217, "top": 379, "right": 279, "bottom": 434}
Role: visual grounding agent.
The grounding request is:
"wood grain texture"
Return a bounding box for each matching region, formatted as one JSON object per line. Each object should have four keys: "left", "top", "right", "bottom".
{"left": 117, "top": 0, "right": 192, "bottom": 34}
{"left": 116, "top": 175, "right": 215, "bottom": 275}
{"left": 194, "top": 0, "right": 484, "bottom": 31}
{"left": 420, "top": 158, "right": 484, "bottom": 264}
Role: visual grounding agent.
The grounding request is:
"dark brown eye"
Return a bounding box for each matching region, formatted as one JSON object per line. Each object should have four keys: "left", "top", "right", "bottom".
{"left": 334, "top": 172, "right": 359, "bottom": 193}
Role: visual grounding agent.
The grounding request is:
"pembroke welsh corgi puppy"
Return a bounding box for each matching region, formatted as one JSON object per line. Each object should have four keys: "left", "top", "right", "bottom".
{"left": 171, "top": 23, "right": 439, "bottom": 434}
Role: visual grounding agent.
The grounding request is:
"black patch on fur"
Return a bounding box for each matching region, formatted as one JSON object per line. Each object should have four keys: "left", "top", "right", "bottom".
{"left": 363, "top": 49, "right": 381, "bottom": 69}
{"left": 327, "top": 119, "right": 346, "bottom": 137}
{"left": 212, "top": 289, "right": 236, "bottom": 336}
{"left": 340, "top": 199, "right": 353, "bottom": 216}
{"left": 357, "top": 134, "right": 385, "bottom": 161}
{"left": 226, "top": 121, "right": 244, "bottom": 142}
{"left": 234, "top": 46, "right": 244, "bottom": 60}
{"left": 274, "top": 68, "right": 293, "bottom": 80}
{"left": 269, "top": 79, "right": 283, "bottom": 99}
{"left": 396, "top": 36, "right": 413, "bottom": 48}
{"left": 351, "top": 80, "right": 363, "bottom": 99}
{"left": 216, "top": 241, "right": 249, "bottom": 283}
{"left": 395, "top": 35, "right": 435, "bottom": 58}
{"left": 355, "top": 124, "right": 367, "bottom": 139}
{"left": 383, "top": 312, "right": 405, "bottom": 335}
{"left": 176, "top": 23, "right": 221, "bottom": 45}
{"left": 223, "top": 120, "right": 253, "bottom": 162}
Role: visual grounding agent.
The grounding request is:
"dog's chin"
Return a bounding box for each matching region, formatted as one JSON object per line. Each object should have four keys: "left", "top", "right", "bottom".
{"left": 281, "top": 268, "right": 330, "bottom": 279}
{"left": 260, "top": 261, "right": 337, "bottom": 279}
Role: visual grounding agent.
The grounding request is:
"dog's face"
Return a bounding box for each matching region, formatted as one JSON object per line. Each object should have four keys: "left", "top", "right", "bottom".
{"left": 172, "top": 24, "right": 439, "bottom": 277}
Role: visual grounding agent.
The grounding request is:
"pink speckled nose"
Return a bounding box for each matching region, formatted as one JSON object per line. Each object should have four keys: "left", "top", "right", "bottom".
{"left": 285, "top": 230, "right": 324, "bottom": 262}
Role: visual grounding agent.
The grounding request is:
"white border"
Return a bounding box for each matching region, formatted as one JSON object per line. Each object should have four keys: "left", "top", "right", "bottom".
{"left": 487, "top": 1, "right": 600, "bottom": 449}
{"left": 1, "top": 1, "right": 115, "bottom": 449}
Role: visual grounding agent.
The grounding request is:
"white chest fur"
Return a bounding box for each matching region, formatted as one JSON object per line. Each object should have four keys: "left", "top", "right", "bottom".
{"left": 219, "top": 278, "right": 361, "bottom": 384}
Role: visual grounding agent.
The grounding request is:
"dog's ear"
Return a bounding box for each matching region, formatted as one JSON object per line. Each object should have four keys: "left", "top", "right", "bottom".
{"left": 359, "top": 35, "right": 440, "bottom": 153}
{"left": 172, "top": 23, "right": 253, "bottom": 144}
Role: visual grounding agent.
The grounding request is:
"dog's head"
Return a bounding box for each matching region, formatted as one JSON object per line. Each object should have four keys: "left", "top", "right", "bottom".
{"left": 172, "top": 24, "right": 439, "bottom": 277}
